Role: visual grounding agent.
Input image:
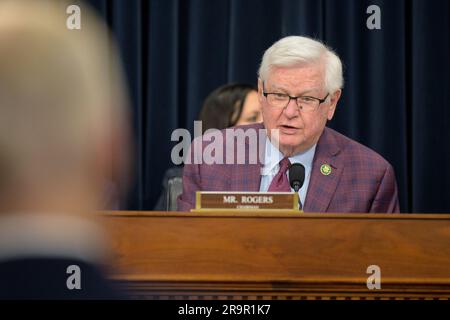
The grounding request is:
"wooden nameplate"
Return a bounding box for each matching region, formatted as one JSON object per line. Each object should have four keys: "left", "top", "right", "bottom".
{"left": 192, "top": 191, "right": 301, "bottom": 213}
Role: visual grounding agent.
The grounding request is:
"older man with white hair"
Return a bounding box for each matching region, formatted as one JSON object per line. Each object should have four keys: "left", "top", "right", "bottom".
{"left": 178, "top": 35, "right": 400, "bottom": 213}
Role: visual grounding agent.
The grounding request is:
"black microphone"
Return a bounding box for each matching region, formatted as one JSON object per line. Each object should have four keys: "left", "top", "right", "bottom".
{"left": 289, "top": 163, "right": 305, "bottom": 192}
{"left": 289, "top": 163, "right": 305, "bottom": 210}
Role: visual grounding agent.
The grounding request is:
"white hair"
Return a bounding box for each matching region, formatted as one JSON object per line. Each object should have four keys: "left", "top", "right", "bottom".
{"left": 258, "top": 36, "right": 344, "bottom": 93}
{"left": 0, "top": 0, "right": 130, "bottom": 195}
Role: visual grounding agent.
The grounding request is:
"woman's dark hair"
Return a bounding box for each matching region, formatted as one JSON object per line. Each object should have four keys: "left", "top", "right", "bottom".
{"left": 199, "top": 83, "right": 257, "bottom": 133}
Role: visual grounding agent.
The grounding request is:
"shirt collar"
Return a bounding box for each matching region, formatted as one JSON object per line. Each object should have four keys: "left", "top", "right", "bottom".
{"left": 261, "top": 137, "right": 317, "bottom": 176}
{"left": 0, "top": 212, "right": 108, "bottom": 263}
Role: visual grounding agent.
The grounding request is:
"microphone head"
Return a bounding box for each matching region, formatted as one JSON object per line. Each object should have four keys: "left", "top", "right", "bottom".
{"left": 289, "top": 163, "right": 305, "bottom": 192}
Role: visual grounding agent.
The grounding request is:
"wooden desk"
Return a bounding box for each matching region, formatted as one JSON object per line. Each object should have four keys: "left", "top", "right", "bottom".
{"left": 101, "top": 211, "right": 450, "bottom": 300}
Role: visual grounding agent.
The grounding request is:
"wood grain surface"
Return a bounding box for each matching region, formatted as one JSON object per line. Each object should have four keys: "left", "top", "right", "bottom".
{"left": 101, "top": 211, "right": 450, "bottom": 299}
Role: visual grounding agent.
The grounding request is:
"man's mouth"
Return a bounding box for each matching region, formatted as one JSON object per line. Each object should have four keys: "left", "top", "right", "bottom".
{"left": 277, "top": 124, "right": 300, "bottom": 135}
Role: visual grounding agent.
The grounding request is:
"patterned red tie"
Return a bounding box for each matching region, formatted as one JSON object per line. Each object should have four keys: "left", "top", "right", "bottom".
{"left": 268, "top": 157, "right": 291, "bottom": 192}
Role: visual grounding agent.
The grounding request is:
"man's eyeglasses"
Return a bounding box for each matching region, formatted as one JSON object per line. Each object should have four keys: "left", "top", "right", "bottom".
{"left": 262, "top": 83, "right": 329, "bottom": 112}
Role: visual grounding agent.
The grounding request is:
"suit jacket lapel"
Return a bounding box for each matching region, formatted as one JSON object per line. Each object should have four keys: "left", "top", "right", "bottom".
{"left": 246, "top": 123, "right": 265, "bottom": 191}
{"left": 230, "top": 123, "right": 264, "bottom": 191}
{"left": 245, "top": 163, "right": 262, "bottom": 191}
{"left": 304, "top": 127, "right": 344, "bottom": 212}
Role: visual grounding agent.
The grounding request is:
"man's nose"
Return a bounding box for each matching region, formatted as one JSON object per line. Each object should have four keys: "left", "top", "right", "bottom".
{"left": 283, "top": 98, "right": 300, "bottom": 118}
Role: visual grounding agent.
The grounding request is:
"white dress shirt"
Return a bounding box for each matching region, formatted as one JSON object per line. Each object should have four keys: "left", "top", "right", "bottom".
{"left": 259, "top": 137, "right": 317, "bottom": 207}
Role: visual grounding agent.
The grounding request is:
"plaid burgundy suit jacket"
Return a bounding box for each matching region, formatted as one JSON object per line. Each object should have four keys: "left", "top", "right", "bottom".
{"left": 177, "top": 123, "right": 400, "bottom": 213}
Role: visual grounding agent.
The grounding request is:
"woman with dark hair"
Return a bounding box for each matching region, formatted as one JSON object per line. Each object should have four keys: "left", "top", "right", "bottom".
{"left": 154, "top": 83, "right": 262, "bottom": 211}
{"left": 199, "top": 83, "right": 261, "bottom": 132}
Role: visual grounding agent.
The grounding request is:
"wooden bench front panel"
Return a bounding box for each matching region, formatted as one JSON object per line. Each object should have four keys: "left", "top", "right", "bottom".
{"left": 101, "top": 212, "right": 450, "bottom": 300}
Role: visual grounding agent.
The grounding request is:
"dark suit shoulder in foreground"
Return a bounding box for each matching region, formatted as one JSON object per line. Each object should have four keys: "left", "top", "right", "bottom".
{"left": 0, "top": 257, "right": 120, "bottom": 300}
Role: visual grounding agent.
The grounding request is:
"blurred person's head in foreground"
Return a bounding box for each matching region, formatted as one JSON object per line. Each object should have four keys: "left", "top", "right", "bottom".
{"left": 0, "top": 0, "right": 131, "bottom": 214}
{"left": 0, "top": 0, "right": 131, "bottom": 299}
{"left": 199, "top": 83, "right": 262, "bottom": 133}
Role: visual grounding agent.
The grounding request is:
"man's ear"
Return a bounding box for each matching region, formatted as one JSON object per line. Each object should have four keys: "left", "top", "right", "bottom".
{"left": 257, "top": 79, "right": 264, "bottom": 104}
{"left": 327, "top": 89, "right": 341, "bottom": 121}
{"left": 90, "top": 120, "right": 132, "bottom": 208}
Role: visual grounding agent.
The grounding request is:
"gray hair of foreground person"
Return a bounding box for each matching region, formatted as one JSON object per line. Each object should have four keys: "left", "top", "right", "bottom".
{"left": 0, "top": 0, "right": 131, "bottom": 214}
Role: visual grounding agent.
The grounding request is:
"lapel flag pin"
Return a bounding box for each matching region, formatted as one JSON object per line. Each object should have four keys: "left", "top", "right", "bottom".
{"left": 320, "top": 164, "right": 332, "bottom": 176}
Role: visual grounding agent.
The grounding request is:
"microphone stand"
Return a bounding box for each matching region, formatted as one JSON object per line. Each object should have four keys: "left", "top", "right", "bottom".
{"left": 293, "top": 183, "right": 303, "bottom": 210}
